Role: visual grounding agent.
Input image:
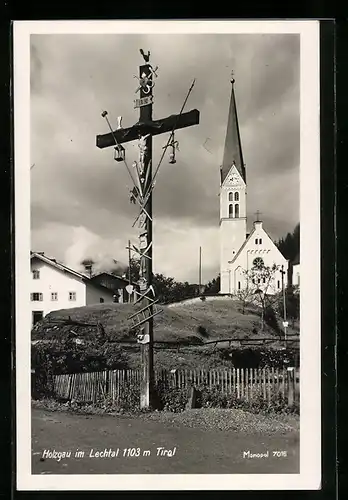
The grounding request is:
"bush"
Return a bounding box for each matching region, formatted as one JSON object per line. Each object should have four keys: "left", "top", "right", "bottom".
{"left": 95, "top": 380, "right": 140, "bottom": 413}
{"left": 32, "top": 341, "right": 129, "bottom": 376}
{"left": 264, "top": 305, "right": 281, "bottom": 333}
{"left": 217, "top": 346, "right": 299, "bottom": 368}
{"left": 154, "top": 378, "right": 190, "bottom": 412}
{"left": 196, "top": 385, "right": 233, "bottom": 409}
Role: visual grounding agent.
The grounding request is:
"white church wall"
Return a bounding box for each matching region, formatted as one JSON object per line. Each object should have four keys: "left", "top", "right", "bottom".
{"left": 226, "top": 221, "right": 289, "bottom": 295}
{"left": 292, "top": 263, "right": 300, "bottom": 286}
{"left": 220, "top": 166, "right": 247, "bottom": 291}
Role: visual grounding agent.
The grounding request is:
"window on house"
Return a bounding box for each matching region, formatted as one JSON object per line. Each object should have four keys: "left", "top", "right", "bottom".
{"left": 263, "top": 278, "right": 266, "bottom": 284}
{"left": 255, "top": 238, "right": 258, "bottom": 244}
{"left": 228, "top": 192, "right": 233, "bottom": 201}
{"left": 32, "top": 311, "right": 44, "bottom": 325}
{"left": 100, "top": 297, "right": 105, "bottom": 303}
{"left": 234, "top": 192, "right": 239, "bottom": 201}
{"left": 238, "top": 281, "right": 241, "bottom": 290}
{"left": 69, "top": 292, "right": 76, "bottom": 301}
{"left": 228, "top": 204, "right": 233, "bottom": 218}
{"left": 31, "top": 293, "right": 43, "bottom": 301}
{"left": 259, "top": 238, "right": 262, "bottom": 244}
{"left": 51, "top": 292, "right": 58, "bottom": 301}
{"left": 258, "top": 278, "right": 261, "bottom": 284}
{"left": 32, "top": 270, "right": 40, "bottom": 280}
{"left": 234, "top": 204, "right": 239, "bottom": 218}
{"left": 277, "top": 280, "right": 280, "bottom": 289}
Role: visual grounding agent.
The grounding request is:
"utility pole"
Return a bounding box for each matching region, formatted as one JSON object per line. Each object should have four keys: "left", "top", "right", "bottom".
{"left": 128, "top": 239, "right": 131, "bottom": 284}
{"left": 199, "top": 246, "right": 202, "bottom": 294}
{"left": 281, "top": 264, "right": 288, "bottom": 345}
{"left": 96, "top": 50, "right": 200, "bottom": 409}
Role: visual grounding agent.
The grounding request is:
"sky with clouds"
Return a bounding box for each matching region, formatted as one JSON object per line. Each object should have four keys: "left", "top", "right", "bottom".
{"left": 30, "top": 32, "right": 300, "bottom": 283}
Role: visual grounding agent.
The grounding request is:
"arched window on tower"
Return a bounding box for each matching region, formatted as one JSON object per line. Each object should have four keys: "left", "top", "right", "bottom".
{"left": 234, "top": 204, "right": 239, "bottom": 218}
{"left": 228, "top": 192, "right": 233, "bottom": 201}
{"left": 234, "top": 192, "right": 239, "bottom": 201}
{"left": 228, "top": 204, "right": 233, "bottom": 218}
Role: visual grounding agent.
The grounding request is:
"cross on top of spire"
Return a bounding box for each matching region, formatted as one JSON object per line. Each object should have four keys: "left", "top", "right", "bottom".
{"left": 231, "top": 69, "right": 235, "bottom": 84}
{"left": 254, "top": 210, "right": 262, "bottom": 222}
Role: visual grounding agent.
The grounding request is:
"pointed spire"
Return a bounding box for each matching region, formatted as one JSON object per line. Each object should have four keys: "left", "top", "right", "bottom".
{"left": 220, "top": 76, "right": 246, "bottom": 184}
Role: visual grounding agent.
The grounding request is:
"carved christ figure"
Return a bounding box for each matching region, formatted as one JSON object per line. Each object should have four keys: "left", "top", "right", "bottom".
{"left": 138, "top": 133, "right": 150, "bottom": 173}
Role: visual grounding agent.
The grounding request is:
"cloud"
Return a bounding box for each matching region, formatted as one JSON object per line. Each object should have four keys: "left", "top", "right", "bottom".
{"left": 30, "top": 32, "right": 300, "bottom": 282}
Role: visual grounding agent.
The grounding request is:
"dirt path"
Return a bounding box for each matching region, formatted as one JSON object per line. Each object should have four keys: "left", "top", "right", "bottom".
{"left": 32, "top": 408, "right": 299, "bottom": 474}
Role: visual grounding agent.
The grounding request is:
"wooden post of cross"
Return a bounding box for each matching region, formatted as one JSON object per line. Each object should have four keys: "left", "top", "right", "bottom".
{"left": 96, "top": 50, "right": 200, "bottom": 409}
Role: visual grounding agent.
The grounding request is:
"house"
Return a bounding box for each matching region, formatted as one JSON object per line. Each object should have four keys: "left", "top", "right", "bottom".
{"left": 90, "top": 272, "right": 137, "bottom": 303}
{"left": 30, "top": 252, "right": 116, "bottom": 325}
{"left": 291, "top": 253, "right": 300, "bottom": 288}
{"left": 219, "top": 77, "right": 288, "bottom": 295}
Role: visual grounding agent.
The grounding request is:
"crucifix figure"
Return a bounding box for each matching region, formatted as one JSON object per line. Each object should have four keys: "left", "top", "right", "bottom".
{"left": 96, "top": 50, "right": 200, "bottom": 410}
{"left": 138, "top": 133, "right": 150, "bottom": 173}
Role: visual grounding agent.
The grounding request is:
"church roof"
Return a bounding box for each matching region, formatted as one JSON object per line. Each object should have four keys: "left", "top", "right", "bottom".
{"left": 229, "top": 220, "right": 288, "bottom": 265}
{"left": 220, "top": 78, "right": 246, "bottom": 185}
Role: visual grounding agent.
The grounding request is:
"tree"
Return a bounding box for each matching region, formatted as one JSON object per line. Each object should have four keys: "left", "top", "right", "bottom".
{"left": 241, "top": 262, "right": 280, "bottom": 331}
{"left": 274, "top": 285, "right": 300, "bottom": 327}
{"left": 124, "top": 257, "right": 140, "bottom": 283}
{"left": 236, "top": 286, "right": 258, "bottom": 314}
{"left": 123, "top": 259, "right": 199, "bottom": 304}
{"left": 204, "top": 275, "right": 220, "bottom": 295}
{"left": 152, "top": 273, "right": 176, "bottom": 303}
{"left": 276, "top": 223, "right": 300, "bottom": 262}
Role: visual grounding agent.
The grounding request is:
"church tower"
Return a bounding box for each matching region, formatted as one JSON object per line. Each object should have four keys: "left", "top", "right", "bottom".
{"left": 220, "top": 77, "right": 247, "bottom": 293}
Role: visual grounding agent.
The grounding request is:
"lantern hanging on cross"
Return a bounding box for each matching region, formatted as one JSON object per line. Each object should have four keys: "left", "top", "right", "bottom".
{"left": 114, "top": 143, "right": 125, "bottom": 162}
{"left": 169, "top": 135, "right": 179, "bottom": 164}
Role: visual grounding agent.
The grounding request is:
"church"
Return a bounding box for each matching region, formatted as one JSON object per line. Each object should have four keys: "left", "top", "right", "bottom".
{"left": 219, "top": 77, "right": 289, "bottom": 295}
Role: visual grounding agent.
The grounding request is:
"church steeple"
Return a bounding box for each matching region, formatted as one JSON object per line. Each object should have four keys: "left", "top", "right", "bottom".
{"left": 220, "top": 77, "right": 246, "bottom": 184}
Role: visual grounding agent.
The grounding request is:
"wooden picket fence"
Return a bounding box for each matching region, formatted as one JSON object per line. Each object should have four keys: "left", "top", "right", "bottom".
{"left": 52, "top": 367, "right": 299, "bottom": 407}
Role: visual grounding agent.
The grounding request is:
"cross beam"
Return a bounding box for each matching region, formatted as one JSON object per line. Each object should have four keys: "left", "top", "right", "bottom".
{"left": 96, "top": 109, "right": 199, "bottom": 149}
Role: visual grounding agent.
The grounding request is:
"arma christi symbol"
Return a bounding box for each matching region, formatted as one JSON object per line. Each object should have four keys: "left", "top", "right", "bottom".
{"left": 134, "top": 72, "right": 156, "bottom": 94}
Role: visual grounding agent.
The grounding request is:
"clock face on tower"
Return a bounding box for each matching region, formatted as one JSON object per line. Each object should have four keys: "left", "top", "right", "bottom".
{"left": 228, "top": 174, "right": 239, "bottom": 185}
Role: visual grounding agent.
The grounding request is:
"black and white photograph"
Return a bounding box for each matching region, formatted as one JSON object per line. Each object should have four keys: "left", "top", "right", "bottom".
{"left": 14, "top": 20, "right": 321, "bottom": 490}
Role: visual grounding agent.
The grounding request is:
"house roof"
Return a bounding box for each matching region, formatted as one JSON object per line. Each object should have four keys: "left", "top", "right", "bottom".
{"left": 91, "top": 272, "right": 137, "bottom": 287}
{"left": 220, "top": 78, "right": 246, "bottom": 185}
{"left": 31, "top": 251, "right": 88, "bottom": 280}
{"left": 30, "top": 252, "right": 114, "bottom": 293}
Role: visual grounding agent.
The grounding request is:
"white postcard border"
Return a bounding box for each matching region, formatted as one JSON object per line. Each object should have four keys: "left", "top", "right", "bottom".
{"left": 14, "top": 19, "right": 321, "bottom": 491}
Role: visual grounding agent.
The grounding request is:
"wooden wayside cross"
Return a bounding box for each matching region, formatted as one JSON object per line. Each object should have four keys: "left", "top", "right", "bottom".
{"left": 96, "top": 50, "right": 200, "bottom": 409}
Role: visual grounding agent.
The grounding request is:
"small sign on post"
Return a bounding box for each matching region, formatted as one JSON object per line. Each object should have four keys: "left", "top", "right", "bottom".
{"left": 287, "top": 367, "right": 295, "bottom": 408}
{"left": 134, "top": 96, "right": 153, "bottom": 108}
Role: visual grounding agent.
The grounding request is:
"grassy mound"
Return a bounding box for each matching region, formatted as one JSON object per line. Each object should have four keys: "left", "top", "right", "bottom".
{"left": 32, "top": 299, "right": 280, "bottom": 344}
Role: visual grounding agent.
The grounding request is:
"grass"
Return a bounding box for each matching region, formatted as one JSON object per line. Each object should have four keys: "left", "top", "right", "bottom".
{"left": 31, "top": 406, "right": 299, "bottom": 474}
{"left": 32, "top": 299, "right": 298, "bottom": 370}
{"left": 32, "top": 299, "right": 281, "bottom": 344}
